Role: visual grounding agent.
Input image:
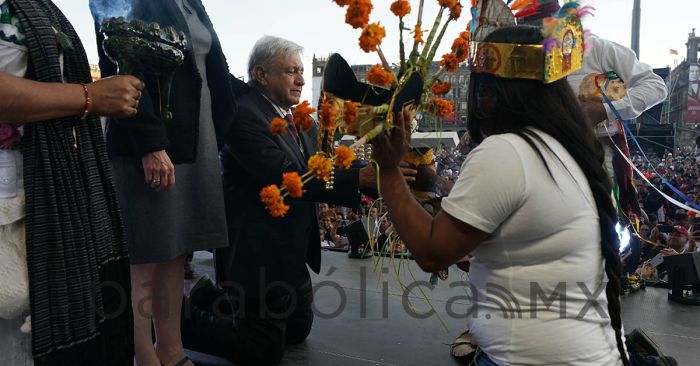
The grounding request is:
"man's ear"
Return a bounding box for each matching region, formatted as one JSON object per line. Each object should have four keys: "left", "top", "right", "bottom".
{"left": 253, "top": 65, "right": 268, "bottom": 86}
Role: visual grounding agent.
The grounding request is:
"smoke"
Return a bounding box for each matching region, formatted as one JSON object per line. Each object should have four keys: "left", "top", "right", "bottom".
{"left": 89, "top": 0, "right": 133, "bottom": 25}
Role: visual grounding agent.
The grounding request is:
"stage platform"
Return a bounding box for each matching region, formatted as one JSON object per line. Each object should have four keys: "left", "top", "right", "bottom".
{"left": 186, "top": 251, "right": 700, "bottom": 366}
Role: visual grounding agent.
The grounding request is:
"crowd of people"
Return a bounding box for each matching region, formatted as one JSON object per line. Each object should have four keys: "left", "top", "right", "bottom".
{"left": 623, "top": 147, "right": 700, "bottom": 283}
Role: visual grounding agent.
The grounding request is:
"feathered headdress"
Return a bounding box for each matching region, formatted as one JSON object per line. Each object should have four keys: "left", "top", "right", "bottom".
{"left": 468, "top": 0, "right": 588, "bottom": 83}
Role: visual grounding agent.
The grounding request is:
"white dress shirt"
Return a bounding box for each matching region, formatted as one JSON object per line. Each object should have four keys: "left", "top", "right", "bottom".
{"left": 567, "top": 34, "right": 668, "bottom": 136}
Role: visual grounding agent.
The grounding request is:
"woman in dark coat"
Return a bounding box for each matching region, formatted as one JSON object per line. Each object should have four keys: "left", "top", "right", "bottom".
{"left": 90, "top": 0, "right": 236, "bottom": 364}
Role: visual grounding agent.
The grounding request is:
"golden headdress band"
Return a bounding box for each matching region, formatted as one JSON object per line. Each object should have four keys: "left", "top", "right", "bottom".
{"left": 468, "top": 14, "right": 584, "bottom": 84}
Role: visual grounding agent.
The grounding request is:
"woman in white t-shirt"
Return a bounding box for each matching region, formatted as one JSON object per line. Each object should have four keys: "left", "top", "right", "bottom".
{"left": 372, "top": 26, "right": 627, "bottom": 365}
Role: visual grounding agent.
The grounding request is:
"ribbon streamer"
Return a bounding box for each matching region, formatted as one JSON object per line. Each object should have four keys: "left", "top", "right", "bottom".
{"left": 600, "top": 80, "right": 700, "bottom": 214}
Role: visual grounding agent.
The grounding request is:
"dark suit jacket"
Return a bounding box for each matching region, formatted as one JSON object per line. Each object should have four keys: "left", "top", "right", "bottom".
{"left": 216, "top": 86, "right": 361, "bottom": 300}
{"left": 90, "top": 0, "right": 235, "bottom": 163}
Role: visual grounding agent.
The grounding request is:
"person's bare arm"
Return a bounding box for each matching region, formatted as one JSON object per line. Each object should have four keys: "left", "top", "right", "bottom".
{"left": 0, "top": 72, "right": 143, "bottom": 123}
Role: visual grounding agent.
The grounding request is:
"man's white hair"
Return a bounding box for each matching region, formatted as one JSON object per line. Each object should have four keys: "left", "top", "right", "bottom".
{"left": 247, "top": 36, "right": 303, "bottom": 83}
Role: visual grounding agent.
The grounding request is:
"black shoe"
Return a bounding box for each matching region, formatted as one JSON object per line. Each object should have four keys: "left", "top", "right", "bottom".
{"left": 189, "top": 274, "right": 230, "bottom": 316}
{"left": 348, "top": 248, "right": 373, "bottom": 259}
{"left": 181, "top": 303, "right": 235, "bottom": 353}
{"left": 627, "top": 328, "right": 665, "bottom": 358}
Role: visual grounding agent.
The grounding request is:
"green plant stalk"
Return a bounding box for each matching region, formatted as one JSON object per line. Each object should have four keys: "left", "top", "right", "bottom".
{"left": 408, "top": 0, "right": 425, "bottom": 65}
{"left": 424, "top": 17, "right": 452, "bottom": 76}
{"left": 419, "top": 7, "right": 446, "bottom": 68}
{"left": 399, "top": 17, "right": 406, "bottom": 70}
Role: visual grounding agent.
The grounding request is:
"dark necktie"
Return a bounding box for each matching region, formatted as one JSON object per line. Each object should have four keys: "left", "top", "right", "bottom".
{"left": 284, "top": 113, "right": 304, "bottom": 157}
{"left": 284, "top": 113, "right": 298, "bottom": 139}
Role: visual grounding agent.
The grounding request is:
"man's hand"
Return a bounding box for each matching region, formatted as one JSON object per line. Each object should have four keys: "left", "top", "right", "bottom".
{"left": 660, "top": 248, "right": 679, "bottom": 256}
{"left": 358, "top": 161, "right": 417, "bottom": 189}
{"left": 142, "top": 150, "right": 175, "bottom": 191}
{"left": 579, "top": 96, "right": 608, "bottom": 128}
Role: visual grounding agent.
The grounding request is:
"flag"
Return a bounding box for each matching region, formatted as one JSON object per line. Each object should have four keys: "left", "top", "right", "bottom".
{"left": 670, "top": 49, "right": 679, "bottom": 55}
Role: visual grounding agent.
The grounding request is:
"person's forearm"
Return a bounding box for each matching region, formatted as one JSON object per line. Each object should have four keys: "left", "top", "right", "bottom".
{"left": 379, "top": 166, "right": 438, "bottom": 270}
{"left": 0, "top": 72, "right": 85, "bottom": 124}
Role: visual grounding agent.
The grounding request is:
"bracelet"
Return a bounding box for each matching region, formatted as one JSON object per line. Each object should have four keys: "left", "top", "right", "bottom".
{"left": 80, "top": 83, "right": 91, "bottom": 120}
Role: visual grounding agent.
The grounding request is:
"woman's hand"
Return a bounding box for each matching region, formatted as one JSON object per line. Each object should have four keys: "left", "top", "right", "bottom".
{"left": 371, "top": 109, "right": 412, "bottom": 171}
{"left": 142, "top": 150, "right": 175, "bottom": 191}
{"left": 89, "top": 75, "right": 144, "bottom": 118}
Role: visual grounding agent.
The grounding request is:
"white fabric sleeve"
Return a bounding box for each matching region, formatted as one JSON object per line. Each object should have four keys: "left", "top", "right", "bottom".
{"left": 441, "top": 135, "right": 527, "bottom": 234}
{"left": 596, "top": 37, "right": 667, "bottom": 122}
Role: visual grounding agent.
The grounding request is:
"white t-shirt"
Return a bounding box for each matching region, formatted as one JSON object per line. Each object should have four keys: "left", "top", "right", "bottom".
{"left": 441, "top": 129, "right": 622, "bottom": 366}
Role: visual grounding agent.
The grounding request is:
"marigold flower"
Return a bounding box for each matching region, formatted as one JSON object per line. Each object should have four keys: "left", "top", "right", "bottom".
{"left": 260, "top": 184, "right": 289, "bottom": 218}
{"left": 269, "top": 200, "right": 290, "bottom": 218}
{"left": 431, "top": 81, "right": 451, "bottom": 95}
{"left": 438, "top": 0, "right": 458, "bottom": 8}
{"left": 334, "top": 0, "right": 350, "bottom": 6}
{"left": 452, "top": 30, "right": 470, "bottom": 62}
{"left": 343, "top": 101, "right": 361, "bottom": 126}
{"left": 293, "top": 100, "right": 316, "bottom": 132}
{"left": 283, "top": 172, "right": 304, "bottom": 198}
{"left": 334, "top": 145, "right": 356, "bottom": 169}
{"left": 319, "top": 102, "right": 337, "bottom": 130}
{"left": 269, "top": 117, "right": 288, "bottom": 135}
{"left": 359, "top": 22, "right": 386, "bottom": 53}
{"left": 429, "top": 98, "right": 455, "bottom": 117}
{"left": 449, "top": 3, "right": 462, "bottom": 19}
{"left": 307, "top": 154, "right": 334, "bottom": 181}
{"left": 366, "top": 64, "right": 394, "bottom": 87}
{"left": 345, "top": 0, "right": 373, "bottom": 29}
{"left": 390, "top": 0, "right": 411, "bottom": 17}
{"left": 413, "top": 25, "right": 424, "bottom": 44}
{"left": 440, "top": 52, "right": 458, "bottom": 72}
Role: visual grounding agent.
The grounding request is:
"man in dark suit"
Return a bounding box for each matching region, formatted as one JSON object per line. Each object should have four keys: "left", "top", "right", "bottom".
{"left": 181, "top": 36, "right": 406, "bottom": 365}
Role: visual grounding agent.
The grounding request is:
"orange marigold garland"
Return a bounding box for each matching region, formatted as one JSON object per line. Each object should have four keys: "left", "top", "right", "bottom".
{"left": 390, "top": 0, "right": 411, "bottom": 17}
{"left": 345, "top": 0, "right": 373, "bottom": 29}
{"left": 307, "top": 154, "right": 333, "bottom": 181}
{"left": 260, "top": 184, "right": 289, "bottom": 218}
{"left": 429, "top": 98, "right": 455, "bottom": 117}
{"left": 292, "top": 100, "right": 316, "bottom": 132}
{"left": 269, "top": 117, "right": 288, "bottom": 135}
{"left": 343, "top": 101, "right": 361, "bottom": 126}
{"left": 282, "top": 172, "right": 304, "bottom": 198}
{"left": 431, "top": 81, "right": 451, "bottom": 95}
{"left": 366, "top": 64, "right": 394, "bottom": 87}
{"left": 334, "top": 0, "right": 350, "bottom": 6}
{"left": 438, "top": 0, "right": 458, "bottom": 8}
{"left": 413, "top": 25, "right": 424, "bottom": 44}
{"left": 440, "top": 52, "right": 458, "bottom": 72}
{"left": 449, "top": 3, "right": 462, "bottom": 20}
{"left": 359, "top": 22, "right": 386, "bottom": 53}
{"left": 318, "top": 102, "right": 337, "bottom": 130}
{"left": 334, "top": 145, "right": 356, "bottom": 169}
{"left": 451, "top": 30, "right": 470, "bottom": 62}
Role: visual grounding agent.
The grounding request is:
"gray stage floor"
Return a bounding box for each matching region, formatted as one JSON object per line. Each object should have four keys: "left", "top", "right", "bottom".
{"left": 187, "top": 251, "right": 699, "bottom": 366}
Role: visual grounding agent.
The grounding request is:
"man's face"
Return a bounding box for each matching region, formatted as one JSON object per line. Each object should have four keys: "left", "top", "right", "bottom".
{"left": 640, "top": 225, "right": 650, "bottom": 239}
{"left": 319, "top": 203, "right": 329, "bottom": 212}
{"left": 669, "top": 231, "right": 688, "bottom": 250}
{"left": 690, "top": 66, "right": 700, "bottom": 82}
{"left": 259, "top": 53, "right": 304, "bottom": 109}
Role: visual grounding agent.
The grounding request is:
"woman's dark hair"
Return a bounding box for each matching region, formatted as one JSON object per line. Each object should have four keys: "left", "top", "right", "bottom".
{"left": 468, "top": 25, "right": 629, "bottom": 365}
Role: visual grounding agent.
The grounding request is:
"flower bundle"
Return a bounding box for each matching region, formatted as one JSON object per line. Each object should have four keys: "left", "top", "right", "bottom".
{"left": 259, "top": 146, "right": 357, "bottom": 217}
{"left": 332, "top": 0, "right": 473, "bottom": 122}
